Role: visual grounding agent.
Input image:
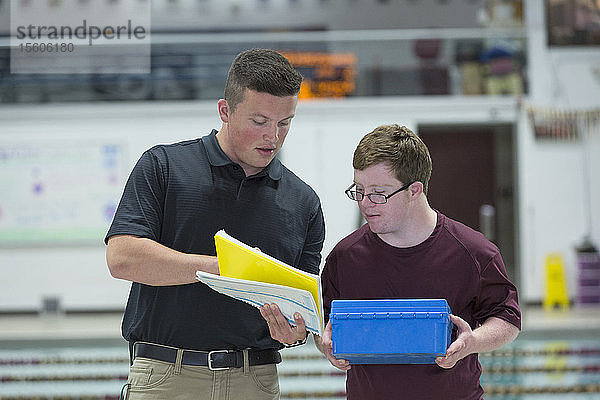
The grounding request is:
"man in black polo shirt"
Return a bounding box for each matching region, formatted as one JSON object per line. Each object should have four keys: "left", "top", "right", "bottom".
{"left": 105, "top": 48, "right": 324, "bottom": 399}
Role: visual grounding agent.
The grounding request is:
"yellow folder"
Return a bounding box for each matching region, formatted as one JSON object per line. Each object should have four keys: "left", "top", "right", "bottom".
{"left": 214, "top": 230, "right": 323, "bottom": 332}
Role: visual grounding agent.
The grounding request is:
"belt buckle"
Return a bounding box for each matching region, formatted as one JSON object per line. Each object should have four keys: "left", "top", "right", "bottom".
{"left": 207, "top": 350, "right": 231, "bottom": 371}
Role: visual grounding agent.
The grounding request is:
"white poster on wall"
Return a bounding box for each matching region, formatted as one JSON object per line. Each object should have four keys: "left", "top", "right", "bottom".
{"left": 0, "top": 141, "right": 126, "bottom": 247}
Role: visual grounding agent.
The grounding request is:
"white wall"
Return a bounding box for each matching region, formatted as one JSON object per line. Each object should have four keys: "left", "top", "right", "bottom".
{"left": 0, "top": 102, "right": 221, "bottom": 311}
{"left": 1, "top": 89, "right": 598, "bottom": 310}
{"left": 0, "top": 97, "right": 520, "bottom": 311}
{"left": 518, "top": 0, "right": 600, "bottom": 303}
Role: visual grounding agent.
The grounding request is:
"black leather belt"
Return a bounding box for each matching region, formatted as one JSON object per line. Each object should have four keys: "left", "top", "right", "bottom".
{"left": 133, "top": 342, "right": 281, "bottom": 370}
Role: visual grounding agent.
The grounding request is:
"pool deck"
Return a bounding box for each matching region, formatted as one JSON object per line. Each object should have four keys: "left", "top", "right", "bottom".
{"left": 0, "top": 305, "right": 599, "bottom": 344}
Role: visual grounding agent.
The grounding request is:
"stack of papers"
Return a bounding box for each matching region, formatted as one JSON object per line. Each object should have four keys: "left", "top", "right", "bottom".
{"left": 195, "top": 230, "right": 323, "bottom": 336}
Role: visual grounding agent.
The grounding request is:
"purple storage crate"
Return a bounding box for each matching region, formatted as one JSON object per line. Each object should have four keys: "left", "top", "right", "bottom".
{"left": 578, "top": 268, "right": 600, "bottom": 287}
{"left": 576, "top": 253, "right": 600, "bottom": 305}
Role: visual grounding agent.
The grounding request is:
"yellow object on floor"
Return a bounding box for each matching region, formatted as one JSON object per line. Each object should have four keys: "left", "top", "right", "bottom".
{"left": 543, "top": 253, "right": 570, "bottom": 310}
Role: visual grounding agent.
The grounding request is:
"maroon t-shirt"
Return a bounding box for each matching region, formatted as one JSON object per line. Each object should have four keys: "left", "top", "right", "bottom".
{"left": 321, "top": 211, "right": 521, "bottom": 400}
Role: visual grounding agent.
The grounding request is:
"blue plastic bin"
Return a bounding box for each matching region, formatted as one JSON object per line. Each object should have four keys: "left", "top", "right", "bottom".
{"left": 330, "top": 299, "right": 453, "bottom": 364}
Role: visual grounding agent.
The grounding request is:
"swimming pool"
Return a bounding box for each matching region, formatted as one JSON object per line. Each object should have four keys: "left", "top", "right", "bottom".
{"left": 1, "top": 331, "right": 599, "bottom": 399}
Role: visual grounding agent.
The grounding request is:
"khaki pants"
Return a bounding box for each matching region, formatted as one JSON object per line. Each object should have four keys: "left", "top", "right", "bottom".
{"left": 123, "top": 352, "right": 280, "bottom": 400}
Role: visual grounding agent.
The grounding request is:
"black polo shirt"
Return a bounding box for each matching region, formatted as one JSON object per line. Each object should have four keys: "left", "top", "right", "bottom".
{"left": 105, "top": 130, "right": 325, "bottom": 351}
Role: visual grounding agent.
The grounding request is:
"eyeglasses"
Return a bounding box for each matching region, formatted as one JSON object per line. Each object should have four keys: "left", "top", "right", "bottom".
{"left": 345, "top": 181, "right": 414, "bottom": 204}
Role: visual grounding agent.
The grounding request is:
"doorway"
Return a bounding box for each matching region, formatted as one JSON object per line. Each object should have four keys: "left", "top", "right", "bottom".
{"left": 418, "top": 124, "right": 518, "bottom": 284}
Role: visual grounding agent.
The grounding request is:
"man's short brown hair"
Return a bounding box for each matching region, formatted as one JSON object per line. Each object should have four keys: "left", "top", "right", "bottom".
{"left": 353, "top": 124, "right": 432, "bottom": 195}
{"left": 224, "top": 48, "right": 303, "bottom": 111}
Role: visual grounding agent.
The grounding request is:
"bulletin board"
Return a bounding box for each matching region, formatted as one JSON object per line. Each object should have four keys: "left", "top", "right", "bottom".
{"left": 0, "top": 141, "right": 127, "bottom": 247}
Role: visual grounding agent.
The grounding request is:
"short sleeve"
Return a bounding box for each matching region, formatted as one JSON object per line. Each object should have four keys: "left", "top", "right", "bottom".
{"left": 104, "top": 149, "right": 166, "bottom": 244}
{"left": 473, "top": 252, "right": 521, "bottom": 330}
